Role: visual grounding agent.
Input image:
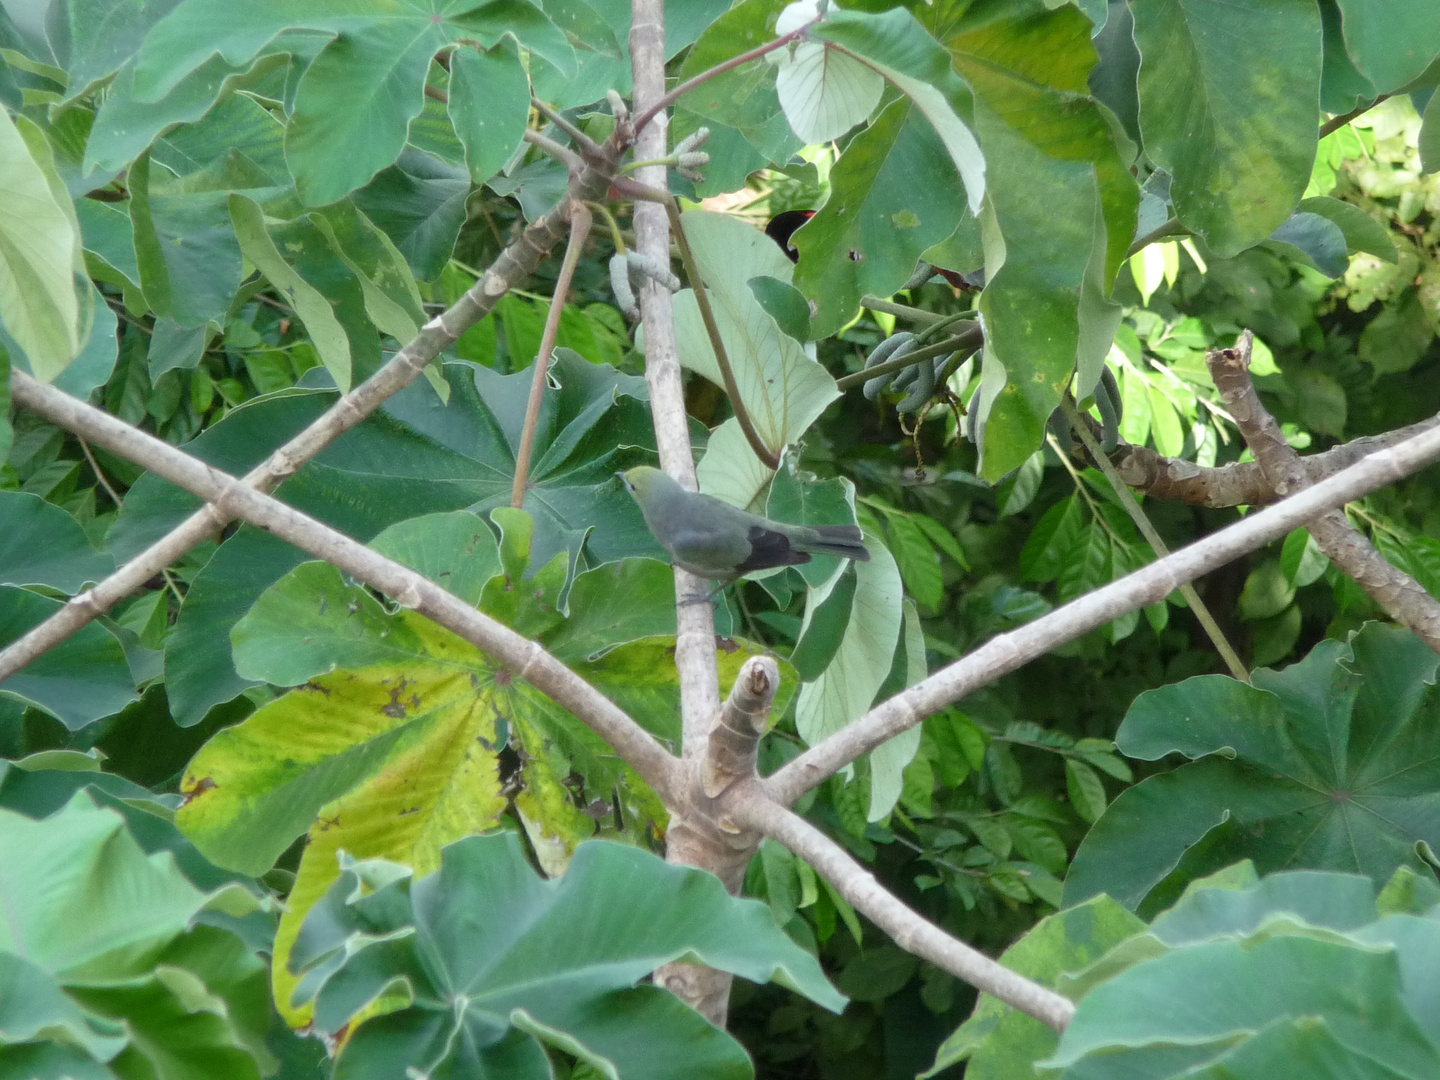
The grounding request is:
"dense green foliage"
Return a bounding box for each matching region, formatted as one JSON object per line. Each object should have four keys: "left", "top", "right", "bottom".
{"left": 3, "top": 0, "right": 1440, "bottom": 1077}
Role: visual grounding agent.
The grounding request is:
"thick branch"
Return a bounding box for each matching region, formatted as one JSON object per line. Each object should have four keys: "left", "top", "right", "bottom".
{"left": 1113, "top": 413, "right": 1440, "bottom": 507}
{"left": 658, "top": 656, "right": 781, "bottom": 1023}
{"left": 729, "top": 791, "right": 1076, "bottom": 1031}
{"left": 1208, "top": 332, "right": 1440, "bottom": 652}
{"left": 630, "top": 0, "right": 720, "bottom": 764}
{"left": 765, "top": 419, "right": 1440, "bottom": 807}
{"left": 702, "top": 655, "right": 777, "bottom": 799}
{"left": 9, "top": 370, "right": 680, "bottom": 801}
{"left": 513, "top": 203, "right": 593, "bottom": 507}
{"left": 0, "top": 147, "right": 620, "bottom": 686}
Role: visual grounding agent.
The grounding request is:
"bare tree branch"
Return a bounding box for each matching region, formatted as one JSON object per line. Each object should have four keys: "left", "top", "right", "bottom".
{"left": 764, "top": 419, "right": 1440, "bottom": 807}
{"left": 658, "top": 656, "right": 782, "bottom": 1025}
{"left": 629, "top": 0, "right": 721, "bottom": 762}
{"left": 512, "top": 203, "right": 593, "bottom": 508}
{"left": 0, "top": 143, "right": 621, "bottom": 685}
{"left": 522, "top": 128, "right": 586, "bottom": 173}
{"left": 530, "top": 95, "right": 602, "bottom": 157}
{"left": 1112, "top": 412, "right": 1440, "bottom": 507}
{"left": 7, "top": 369, "right": 682, "bottom": 802}
{"left": 729, "top": 790, "right": 1077, "bottom": 1031}
{"left": 629, "top": 0, "right": 735, "bottom": 1024}
{"left": 1208, "top": 331, "right": 1440, "bottom": 652}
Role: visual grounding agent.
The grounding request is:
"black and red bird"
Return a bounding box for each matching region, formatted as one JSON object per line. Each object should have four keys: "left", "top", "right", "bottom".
{"left": 764, "top": 209, "right": 815, "bottom": 263}
{"left": 763, "top": 208, "right": 984, "bottom": 292}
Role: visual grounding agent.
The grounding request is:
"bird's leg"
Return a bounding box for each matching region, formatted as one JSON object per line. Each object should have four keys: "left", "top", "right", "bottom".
{"left": 678, "top": 581, "right": 727, "bottom": 606}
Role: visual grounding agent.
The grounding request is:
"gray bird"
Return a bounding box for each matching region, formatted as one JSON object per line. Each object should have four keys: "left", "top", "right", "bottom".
{"left": 620, "top": 466, "right": 870, "bottom": 582}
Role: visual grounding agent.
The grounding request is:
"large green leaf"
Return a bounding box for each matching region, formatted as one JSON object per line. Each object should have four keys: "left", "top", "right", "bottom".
{"left": 285, "top": 18, "right": 452, "bottom": 207}
{"left": 291, "top": 834, "right": 844, "bottom": 1079}
{"left": 82, "top": 51, "right": 283, "bottom": 178}
{"left": 815, "top": 9, "right": 986, "bottom": 217}
{"left": 0, "top": 109, "right": 81, "bottom": 381}
{"left": 948, "top": 3, "right": 1137, "bottom": 288}
{"left": 676, "top": 0, "right": 790, "bottom": 137}
{"left": 1331, "top": 0, "right": 1440, "bottom": 94}
{"left": 447, "top": 37, "right": 530, "bottom": 186}
{"left": 231, "top": 194, "right": 353, "bottom": 389}
{"left": 0, "top": 586, "right": 136, "bottom": 731}
{"left": 942, "top": 5, "right": 1136, "bottom": 479}
{"left": 927, "top": 895, "right": 1145, "bottom": 1079}
{"left": 0, "top": 792, "right": 271, "bottom": 1080}
{"left": 127, "top": 153, "right": 247, "bottom": 329}
{"left": 672, "top": 210, "right": 838, "bottom": 456}
{"left": 57, "top": 0, "right": 189, "bottom": 102}
{"left": 1046, "top": 933, "right": 1440, "bottom": 1077}
{"left": 794, "top": 527, "right": 905, "bottom": 818}
{"left": 772, "top": 12, "right": 883, "bottom": 145}
{"left": 1065, "top": 623, "right": 1440, "bottom": 911}
{"left": 112, "top": 357, "right": 657, "bottom": 724}
{"left": 351, "top": 149, "right": 470, "bottom": 281}
{"left": 1131, "top": 0, "right": 1322, "bottom": 257}
{"left": 528, "top": 0, "right": 729, "bottom": 108}
{"left": 130, "top": 0, "right": 573, "bottom": 206}
{"left": 0, "top": 491, "right": 114, "bottom": 590}
{"left": 791, "top": 98, "right": 968, "bottom": 338}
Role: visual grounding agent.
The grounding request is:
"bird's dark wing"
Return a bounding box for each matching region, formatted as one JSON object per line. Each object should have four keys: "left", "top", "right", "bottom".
{"left": 735, "top": 525, "right": 813, "bottom": 573}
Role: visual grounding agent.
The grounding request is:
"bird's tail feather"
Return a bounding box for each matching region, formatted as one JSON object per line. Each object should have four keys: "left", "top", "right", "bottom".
{"left": 799, "top": 524, "right": 870, "bottom": 562}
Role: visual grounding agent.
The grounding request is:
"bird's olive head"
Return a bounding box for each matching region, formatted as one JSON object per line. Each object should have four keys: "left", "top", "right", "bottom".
{"left": 619, "top": 466, "right": 665, "bottom": 499}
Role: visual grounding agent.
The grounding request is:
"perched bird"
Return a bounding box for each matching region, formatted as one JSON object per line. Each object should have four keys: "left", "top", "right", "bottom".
{"left": 764, "top": 208, "right": 984, "bottom": 291}
{"left": 620, "top": 466, "right": 870, "bottom": 584}
{"left": 764, "top": 209, "right": 816, "bottom": 262}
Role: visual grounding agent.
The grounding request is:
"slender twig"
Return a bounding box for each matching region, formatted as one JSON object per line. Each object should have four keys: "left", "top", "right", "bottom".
{"left": 251, "top": 292, "right": 295, "bottom": 315}
{"left": 523, "top": 129, "right": 585, "bottom": 173}
{"left": 1206, "top": 331, "right": 1440, "bottom": 653}
{"left": 0, "top": 144, "right": 621, "bottom": 684}
{"left": 77, "top": 436, "right": 123, "bottom": 509}
{"left": 513, "top": 204, "right": 593, "bottom": 508}
{"left": 160, "top": 568, "right": 185, "bottom": 606}
{"left": 1319, "top": 94, "right": 1390, "bottom": 139}
{"left": 834, "top": 329, "right": 981, "bottom": 391}
{"left": 531, "top": 96, "right": 601, "bottom": 157}
{"left": 664, "top": 198, "right": 781, "bottom": 471}
{"left": 623, "top": 157, "right": 678, "bottom": 172}
{"left": 728, "top": 791, "right": 1077, "bottom": 1032}
{"left": 424, "top": 83, "right": 448, "bottom": 105}
{"left": 8, "top": 369, "right": 683, "bottom": 801}
{"left": 586, "top": 202, "right": 628, "bottom": 253}
{"left": 860, "top": 295, "right": 946, "bottom": 325}
{"left": 763, "top": 417, "right": 1440, "bottom": 807}
{"left": 1125, "top": 217, "right": 1189, "bottom": 260}
{"left": 1060, "top": 397, "right": 1250, "bottom": 681}
{"left": 630, "top": 16, "right": 822, "bottom": 136}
